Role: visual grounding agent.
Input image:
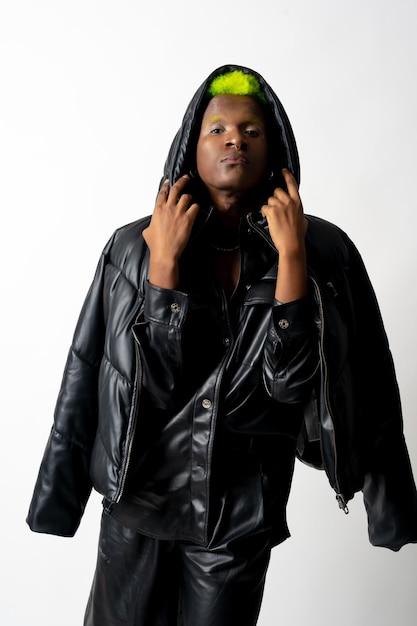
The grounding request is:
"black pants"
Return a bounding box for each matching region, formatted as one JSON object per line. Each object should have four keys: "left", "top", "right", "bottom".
{"left": 84, "top": 510, "right": 271, "bottom": 626}
{"left": 84, "top": 436, "right": 296, "bottom": 625}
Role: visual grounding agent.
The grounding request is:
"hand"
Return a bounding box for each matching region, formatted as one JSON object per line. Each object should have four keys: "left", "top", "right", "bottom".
{"left": 261, "top": 169, "right": 308, "bottom": 302}
{"left": 261, "top": 169, "right": 307, "bottom": 257}
{"left": 143, "top": 175, "right": 200, "bottom": 288}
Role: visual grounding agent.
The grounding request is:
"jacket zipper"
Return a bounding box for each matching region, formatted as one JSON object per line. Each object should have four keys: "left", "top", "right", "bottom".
{"left": 247, "top": 213, "right": 348, "bottom": 514}
{"left": 246, "top": 213, "right": 274, "bottom": 248}
{"left": 113, "top": 217, "right": 349, "bottom": 514}
{"left": 310, "top": 275, "right": 349, "bottom": 514}
{"left": 113, "top": 209, "right": 216, "bottom": 511}
{"left": 114, "top": 305, "right": 144, "bottom": 504}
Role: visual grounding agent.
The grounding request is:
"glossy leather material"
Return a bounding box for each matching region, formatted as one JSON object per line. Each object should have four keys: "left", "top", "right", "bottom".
{"left": 27, "top": 65, "right": 417, "bottom": 551}
{"left": 85, "top": 503, "right": 272, "bottom": 626}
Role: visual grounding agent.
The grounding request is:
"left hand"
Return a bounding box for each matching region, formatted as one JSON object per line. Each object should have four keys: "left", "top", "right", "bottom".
{"left": 261, "top": 169, "right": 307, "bottom": 256}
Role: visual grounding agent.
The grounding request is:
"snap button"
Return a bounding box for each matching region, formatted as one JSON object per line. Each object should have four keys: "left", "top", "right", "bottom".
{"left": 202, "top": 398, "right": 212, "bottom": 409}
{"left": 278, "top": 318, "right": 290, "bottom": 329}
{"left": 170, "top": 302, "right": 181, "bottom": 313}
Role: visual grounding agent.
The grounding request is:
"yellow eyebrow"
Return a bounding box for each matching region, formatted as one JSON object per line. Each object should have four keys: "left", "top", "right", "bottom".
{"left": 203, "top": 115, "right": 222, "bottom": 127}
{"left": 246, "top": 116, "right": 264, "bottom": 125}
{"left": 203, "top": 115, "right": 264, "bottom": 127}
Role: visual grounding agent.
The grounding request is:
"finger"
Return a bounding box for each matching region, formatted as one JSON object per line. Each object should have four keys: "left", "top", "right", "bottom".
{"left": 169, "top": 174, "right": 190, "bottom": 199}
{"left": 268, "top": 192, "right": 282, "bottom": 205}
{"left": 158, "top": 179, "right": 170, "bottom": 199}
{"left": 186, "top": 202, "right": 200, "bottom": 222}
{"left": 282, "top": 168, "right": 300, "bottom": 196}
{"left": 272, "top": 187, "right": 288, "bottom": 202}
{"left": 282, "top": 168, "right": 297, "bottom": 184}
{"left": 261, "top": 203, "right": 271, "bottom": 218}
{"left": 177, "top": 193, "right": 194, "bottom": 210}
{"left": 161, "top": 176, "right": 188, "bottom": 206}
{"left": 169, "top": 175, "right": 196, "bottom": 210}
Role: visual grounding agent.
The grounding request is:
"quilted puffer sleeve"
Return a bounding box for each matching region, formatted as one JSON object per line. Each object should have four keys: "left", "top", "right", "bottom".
{"left": 347, "top": 243, "right": 417, "bottom": 550}
{"left": 26, "top": 236, "right": 114, "bottom": 537}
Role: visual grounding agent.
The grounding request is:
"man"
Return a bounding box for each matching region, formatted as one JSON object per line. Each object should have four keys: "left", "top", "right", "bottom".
{"left": 27, "top": 65, "right": 417, "bottom": 625}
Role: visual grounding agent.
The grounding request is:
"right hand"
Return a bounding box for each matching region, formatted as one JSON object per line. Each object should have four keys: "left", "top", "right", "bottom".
{"left": 143, "top": 175, "right": 200, "bottom": 288}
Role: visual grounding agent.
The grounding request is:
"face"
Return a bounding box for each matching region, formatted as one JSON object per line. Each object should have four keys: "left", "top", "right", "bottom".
{"left": 196, "top": 94, "right": 268, "bottom": 201}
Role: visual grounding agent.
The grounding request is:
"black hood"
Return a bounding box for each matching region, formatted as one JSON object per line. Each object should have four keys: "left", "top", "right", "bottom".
{"left": 161, "top": 64, "right": 300, "bottom": 203}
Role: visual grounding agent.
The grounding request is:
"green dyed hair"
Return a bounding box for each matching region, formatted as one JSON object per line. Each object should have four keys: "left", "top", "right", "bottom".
{"left": 207, "top": 70, "right": 267, "bottom": 104}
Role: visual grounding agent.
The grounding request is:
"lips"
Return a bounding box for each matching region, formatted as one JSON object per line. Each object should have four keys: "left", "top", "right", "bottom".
{"left": 221, "top": 153, "right": 249, "bottom": 164}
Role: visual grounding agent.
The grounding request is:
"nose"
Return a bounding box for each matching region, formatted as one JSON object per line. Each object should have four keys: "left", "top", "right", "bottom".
{"left": 226, "top": 132, "right": 247, "bottom": 151}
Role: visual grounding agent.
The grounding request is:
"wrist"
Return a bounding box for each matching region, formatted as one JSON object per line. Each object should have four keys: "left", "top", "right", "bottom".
{"left": 277, "top": 247, "right": 307, "bottom": 266}
{"left": 148, "top": 256, "right": 179, "bottom": 289}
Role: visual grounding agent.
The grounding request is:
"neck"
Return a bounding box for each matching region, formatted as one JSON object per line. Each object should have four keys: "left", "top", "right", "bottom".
{"left": 207, "top": 210, "right": 241, "bottom": 252}
{"left": 210, "top": 196, "right": 250, "bottom": 229}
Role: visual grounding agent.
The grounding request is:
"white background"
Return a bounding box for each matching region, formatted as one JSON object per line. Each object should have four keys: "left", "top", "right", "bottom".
{"left": 1, "top": 1, "right": 416, "bottom": 624}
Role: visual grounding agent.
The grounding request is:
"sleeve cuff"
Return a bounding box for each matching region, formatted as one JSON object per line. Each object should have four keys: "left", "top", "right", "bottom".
{"left": 271, "top": 297, "right": 313, "bottom": 333}
{"left": 144, "top": 282, "right": 188, "bottom": 327}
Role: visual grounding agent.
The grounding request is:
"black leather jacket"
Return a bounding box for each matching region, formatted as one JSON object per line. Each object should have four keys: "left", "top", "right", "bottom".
{"left": 27, "top": 65, "right": 417, "bottom": 551}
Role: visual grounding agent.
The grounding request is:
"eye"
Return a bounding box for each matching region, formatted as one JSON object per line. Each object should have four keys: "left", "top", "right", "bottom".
{"left": 245, "top": 128, "right": 261, "bottom": 137}
{"left": 209, "top": 127, "right": 224, "bottom": 134}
